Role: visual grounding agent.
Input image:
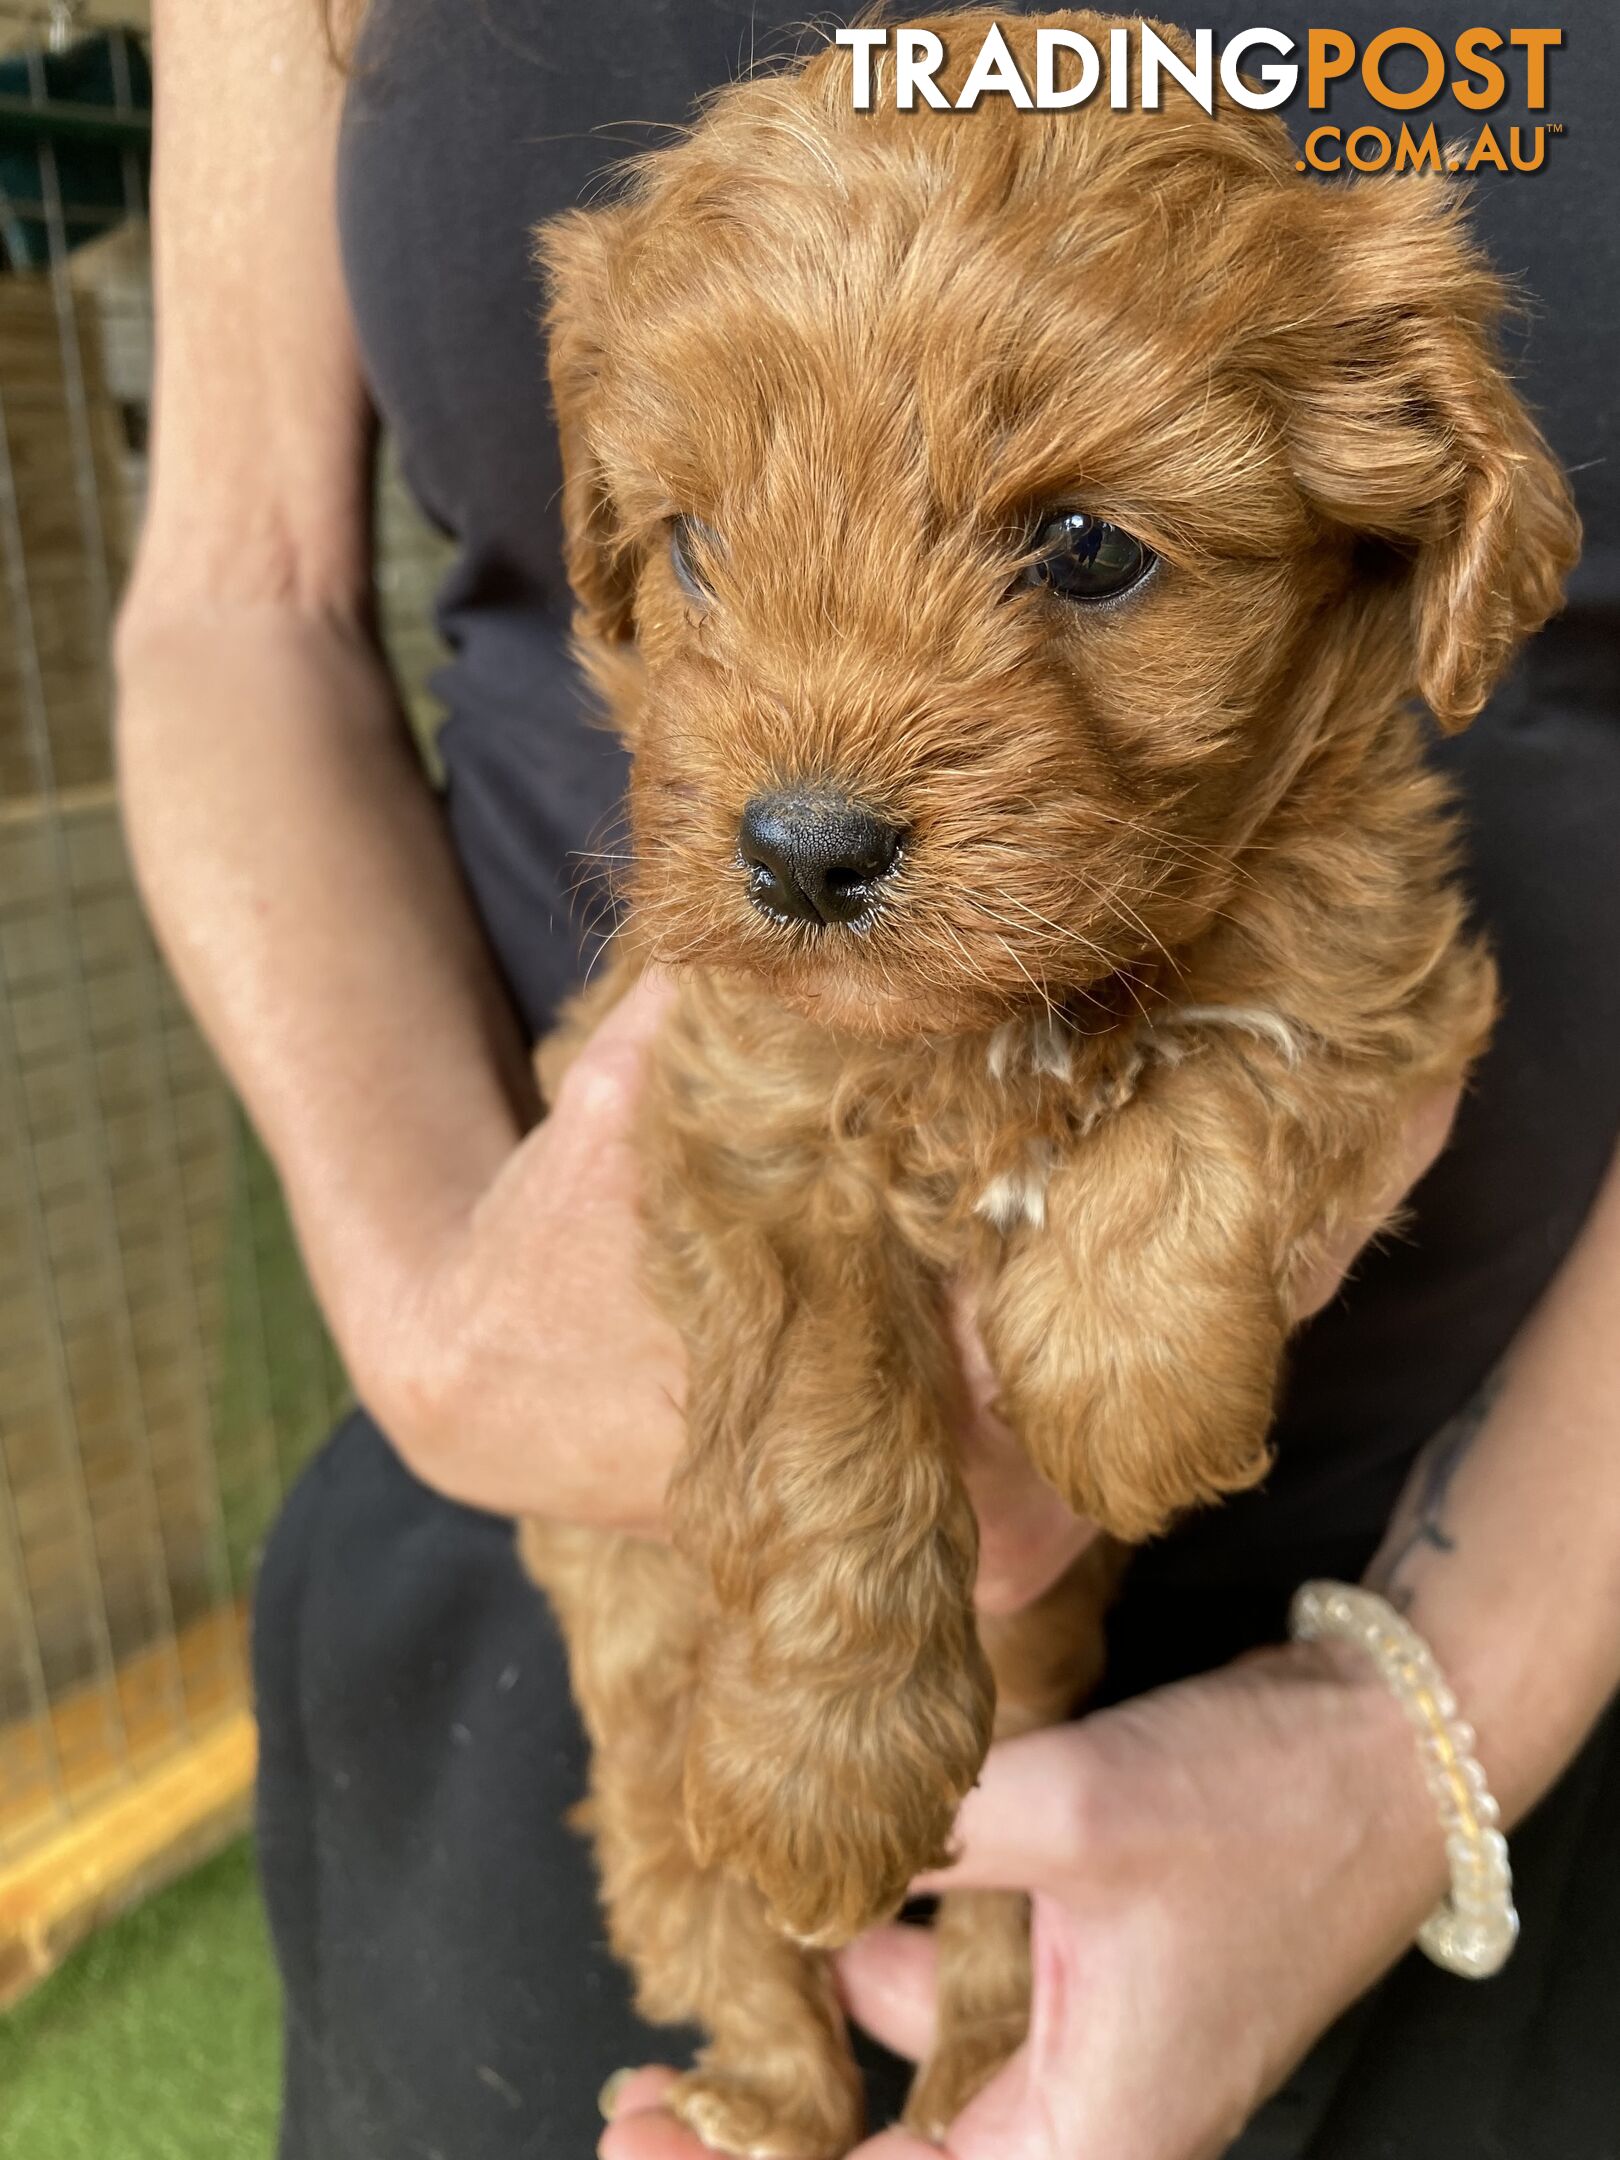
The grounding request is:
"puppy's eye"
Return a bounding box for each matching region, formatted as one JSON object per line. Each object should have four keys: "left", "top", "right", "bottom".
{"left": 670, "top": 515, "right": 717, "bottom": 606}
{"left": 1018, "top": 511, "right": 1154, "bottom": 602}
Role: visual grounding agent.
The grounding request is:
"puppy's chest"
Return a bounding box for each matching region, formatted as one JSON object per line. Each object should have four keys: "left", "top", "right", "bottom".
{"left": 888, "top": 1016, "right": 1149, "bottom": 1250}
{"left": 655, "top": 999, "right": 1149, "bottom": 1262}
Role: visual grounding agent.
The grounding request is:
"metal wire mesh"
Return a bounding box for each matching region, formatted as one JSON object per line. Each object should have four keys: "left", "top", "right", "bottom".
{"left": 0, "top": 5, "right": 451, "bottom": 1884}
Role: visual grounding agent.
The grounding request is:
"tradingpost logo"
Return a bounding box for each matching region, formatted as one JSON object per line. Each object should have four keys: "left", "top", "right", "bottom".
{"left": 837, "top": 23, "right": 1566, "bottom": 174}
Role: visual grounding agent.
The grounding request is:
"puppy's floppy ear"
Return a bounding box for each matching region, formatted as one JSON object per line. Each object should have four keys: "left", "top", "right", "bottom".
{"left": 1277, "top": 176, "right": 1579, "bottom": 731}
{"left": 535, "top": 206, "right": 637, "bottom": 646}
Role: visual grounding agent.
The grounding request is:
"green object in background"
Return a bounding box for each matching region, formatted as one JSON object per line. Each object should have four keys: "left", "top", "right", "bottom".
{"left": 0, "top": 1841, "right": 281, "bottom": 2158}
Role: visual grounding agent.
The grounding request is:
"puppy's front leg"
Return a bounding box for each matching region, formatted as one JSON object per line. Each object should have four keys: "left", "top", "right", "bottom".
{"left": 981, "top": 1054, "right": 1311, "bottom": 1542}
{"left": 673, "top": 1254, "right": 995, "bottom": 1950}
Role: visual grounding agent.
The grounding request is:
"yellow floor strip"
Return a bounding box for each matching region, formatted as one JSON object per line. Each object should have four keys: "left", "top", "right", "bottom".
{"left": 0, "top": 1707, "right": 256, "bottom": 2009}
{"left": 0, "top": 1602, "right": 258, "bottom": 2010}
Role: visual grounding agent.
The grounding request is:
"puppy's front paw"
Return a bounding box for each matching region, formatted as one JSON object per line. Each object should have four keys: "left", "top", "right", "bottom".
{"left": 683, "top": 1720, "right": 929, "bottom": 1946}
{"left": 683, "top": 1659, "right": 992, "bottom": 1947}
{"left": 670, "top": 2055, "right": 861, "bottom": 2160}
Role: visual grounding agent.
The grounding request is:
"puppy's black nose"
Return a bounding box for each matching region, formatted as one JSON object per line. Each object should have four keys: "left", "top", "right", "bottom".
{"left": 738, "top": 790, "right": 903, "bottom": 927}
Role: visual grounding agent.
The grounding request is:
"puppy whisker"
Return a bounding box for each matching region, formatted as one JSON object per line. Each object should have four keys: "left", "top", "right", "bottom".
{"left": 976, "top": 887, "right": 1119, "bottom": 978}
{"left": 1091, "top": 882, "right": 1184, "bottom": 979}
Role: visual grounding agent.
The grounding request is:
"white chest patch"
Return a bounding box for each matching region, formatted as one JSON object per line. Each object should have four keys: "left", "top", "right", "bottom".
{"left": 986, "top": 1014, "right": 1074, "bottom": 1084}
{"left": 972, "top": 1002, "right": 1304, "bottom": 1238}
{"left": 1151, "top": 1003, "right": 1304, "bottom": 1066}
{"left": 975, "top": 1141, "right": 1055, "bottom": 1232}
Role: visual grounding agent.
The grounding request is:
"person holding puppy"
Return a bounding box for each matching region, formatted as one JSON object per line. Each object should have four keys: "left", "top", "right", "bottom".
{"left": 117, "top": 4, "right": 1620, "bottom": 2158}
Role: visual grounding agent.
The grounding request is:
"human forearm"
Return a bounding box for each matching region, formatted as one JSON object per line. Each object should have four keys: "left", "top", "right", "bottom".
{"left": 129, "top": 0, "right": 538, "bottom": 1396}
{"left": 125, "top": 0, "right": 699, "bottom": 1527}
{"left": 1366, "top": 1141, "right": 1620, "bottom": 1826}
{"left": 115, "top": 603, "right": 535, "bottom": 1374}
{"left": 119, "top": 615, "right": 692, "bottom": 1522}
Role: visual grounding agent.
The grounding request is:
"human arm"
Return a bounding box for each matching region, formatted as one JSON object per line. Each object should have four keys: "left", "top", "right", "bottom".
{"left": 117, "top": 0, "right": 687, "bottom": 1525}
{"left": 601, "top": 1139, "right": 1620, "bottom": 2159}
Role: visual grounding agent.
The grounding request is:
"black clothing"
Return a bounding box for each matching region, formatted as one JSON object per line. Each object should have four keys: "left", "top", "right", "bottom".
{"left": 259, "top": 1413, "right": 1620, "bottom": 2160}
{"left": 262, "top": 5, "right": 1620, "bottom": 2153}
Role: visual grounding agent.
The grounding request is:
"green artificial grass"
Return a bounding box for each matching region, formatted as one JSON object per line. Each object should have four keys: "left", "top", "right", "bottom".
{"left": 0, "top": 1839, "right": 281, "bottom": 2159}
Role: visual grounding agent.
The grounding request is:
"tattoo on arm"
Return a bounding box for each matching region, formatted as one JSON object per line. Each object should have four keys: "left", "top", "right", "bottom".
{"left": 1368, "top": 1370, "right": 1503, "bottom": 1613}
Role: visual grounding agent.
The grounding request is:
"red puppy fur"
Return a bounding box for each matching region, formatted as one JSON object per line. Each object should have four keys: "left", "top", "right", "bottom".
{"left": 519, "top": 14, "right": 1577, "bottom": 2153}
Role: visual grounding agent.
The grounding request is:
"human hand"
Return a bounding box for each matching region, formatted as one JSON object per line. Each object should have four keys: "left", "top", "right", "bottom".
{"left": 599, "top": 1642, "right": 1446, "bottom": 2160}
{"left": 365, "top": 972, "right": 689, "bottom": 1530}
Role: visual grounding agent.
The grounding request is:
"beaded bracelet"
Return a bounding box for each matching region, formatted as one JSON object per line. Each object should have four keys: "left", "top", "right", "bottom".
{"left": 1289, "top": 1581, "right": 1519, "bottom": 1980}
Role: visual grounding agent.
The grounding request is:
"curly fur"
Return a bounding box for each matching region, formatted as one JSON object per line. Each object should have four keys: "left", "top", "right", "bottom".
{"left": 519, "top": 14, "right": 1577, "bottom": 2151}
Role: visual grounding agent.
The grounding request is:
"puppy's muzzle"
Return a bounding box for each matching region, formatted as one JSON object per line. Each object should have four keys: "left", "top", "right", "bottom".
{"left": 739, "top": 790, "right": 903, "bottom": 928}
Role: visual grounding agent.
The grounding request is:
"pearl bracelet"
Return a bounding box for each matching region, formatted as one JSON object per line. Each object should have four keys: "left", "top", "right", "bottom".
{"left": 1289, "top": 1581, "right": 1518, "bottom": 1980}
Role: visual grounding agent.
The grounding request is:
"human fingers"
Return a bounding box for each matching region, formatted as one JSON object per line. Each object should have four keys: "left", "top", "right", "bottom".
{"left": 832, "top": 1923, "right": 938, "bottom": 2063}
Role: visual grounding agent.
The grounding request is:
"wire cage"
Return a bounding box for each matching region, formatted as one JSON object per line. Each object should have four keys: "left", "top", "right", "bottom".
{"left": 0, "top": 1, "right": 453, "bottom": 2003}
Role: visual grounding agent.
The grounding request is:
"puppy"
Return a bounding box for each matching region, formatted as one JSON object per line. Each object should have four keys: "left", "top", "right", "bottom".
{"left": 520, "top": 13, "right": 1577, "bottom": 2153}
